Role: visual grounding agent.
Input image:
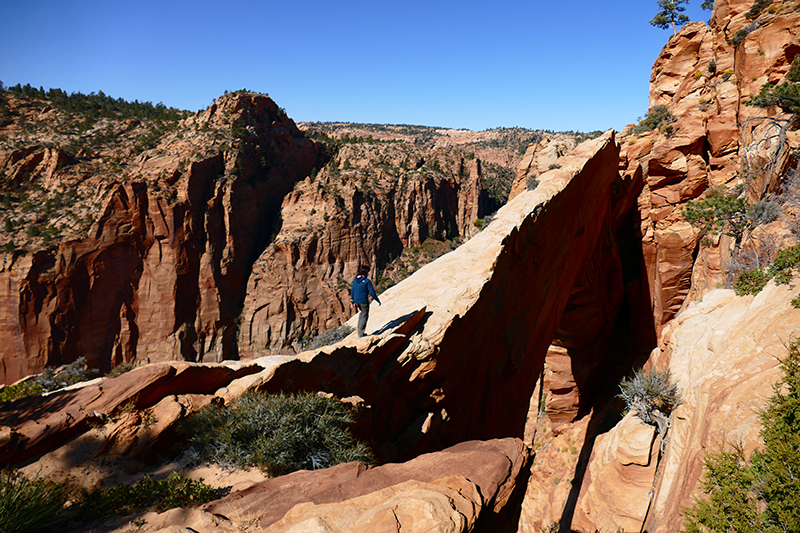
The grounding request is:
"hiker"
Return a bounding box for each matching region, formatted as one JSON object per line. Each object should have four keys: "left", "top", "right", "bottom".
{"left": 350, "top": 264, "right": 381, "bottom": 337}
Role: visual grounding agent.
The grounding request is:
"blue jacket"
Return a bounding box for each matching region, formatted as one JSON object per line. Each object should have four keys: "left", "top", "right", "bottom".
{"left": 351, "top": 275, "right": 380, "bottom": 305}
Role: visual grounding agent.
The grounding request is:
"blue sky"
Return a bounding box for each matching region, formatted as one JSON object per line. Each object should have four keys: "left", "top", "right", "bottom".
{"left": 0, "top": 0, "right": 712, "bottom": 132}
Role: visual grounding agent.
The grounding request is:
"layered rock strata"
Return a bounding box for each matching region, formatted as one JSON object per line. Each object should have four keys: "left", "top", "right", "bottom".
{"left": 623, "top": 0, "right": 800, "bottom": 330}
{"left": 251, "top": 131, "right": 637, "bottom": 462}
{"left": 238, "top": 143, "right": 490, "bottom": 354}
{"left": 572, "top": 281, "right": 799, "bottom": 533}
{"left": 0, "top": 93, "right": 323, "bottom": 385}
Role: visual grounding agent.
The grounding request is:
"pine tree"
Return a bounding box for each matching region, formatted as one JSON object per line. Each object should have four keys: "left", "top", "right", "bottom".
{"left": 650, "top": 0, "right": 690, "bottom": 34}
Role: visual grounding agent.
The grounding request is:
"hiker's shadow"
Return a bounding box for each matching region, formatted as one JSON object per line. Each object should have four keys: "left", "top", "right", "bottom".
{"left": 373, "top": 310, "right": 430, "bottom": 336}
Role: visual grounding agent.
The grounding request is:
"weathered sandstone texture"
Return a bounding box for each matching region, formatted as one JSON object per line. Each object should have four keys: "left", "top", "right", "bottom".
{"left": 247, "top": 131, "right": 648, "bottom": 462}
{"left": 0, "top": 93, "right": 323, "bottom": 385}
{"left": 0, "top": 359, "right": 264, "bottom": 467}
{"left": 621, "top": 0, "right": 800, "bottom": 330}
{"left": 202, "top": 437, "right": 529, "bottom": 532}
{"left": 572, "top": 281, "right": 800, "bottom": 533}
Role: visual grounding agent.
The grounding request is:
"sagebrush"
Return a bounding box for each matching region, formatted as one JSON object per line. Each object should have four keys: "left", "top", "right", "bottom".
{"left": 177, "top": 391, "right": 374, "bottom": 476}
{"left": 618, "top": 368, "right": 681, "bottom": 433}
{"left": 0, "top": 357, "right": 99, "bottom": 403}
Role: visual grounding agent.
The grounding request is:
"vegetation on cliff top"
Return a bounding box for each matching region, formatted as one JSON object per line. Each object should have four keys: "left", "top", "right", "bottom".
{"left": 649, "top": 0, "right": 713, "bottom": 34}
{"left": 681, "top": 339, "right": 800, "bottom": 533}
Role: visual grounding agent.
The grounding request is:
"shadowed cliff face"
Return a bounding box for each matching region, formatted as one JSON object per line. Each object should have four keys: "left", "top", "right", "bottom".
{"left": 239, "top": 143, "right": 491, "bottom": 355}
{"left": 251, "top": 131, "right": 641, "bottom": 462}
{"left": 0, "top": 95, "right": 525, "bottom": 383}
{"left": 0, "top": 93, "right": 324, "bottom": 385}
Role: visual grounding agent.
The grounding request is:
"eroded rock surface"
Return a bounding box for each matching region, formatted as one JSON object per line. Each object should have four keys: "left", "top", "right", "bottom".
{"left": 203, "top": 438, "right": 529, "bottom": 532}
{"left": 0, "top": 93, "right": 323, "bottom": 385}
{"left": 572, "top": 281, "right": 800, "bottom": 533}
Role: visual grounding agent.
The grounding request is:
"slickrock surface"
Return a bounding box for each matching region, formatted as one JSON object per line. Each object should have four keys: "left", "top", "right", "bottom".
{"left": 203, "top": 437, "right": 529, "bottom": 532}
{"left": 572, "top": 281, "right": 800, "bottom": 533}
{"left": 252, "top": 131, "right": 628, "bottom": 460}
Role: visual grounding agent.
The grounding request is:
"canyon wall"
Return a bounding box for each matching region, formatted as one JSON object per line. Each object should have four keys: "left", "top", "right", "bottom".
{"left": 238, "top": 143, "right": 490, "bottom": 355}
{"left": 0, "top": 94, "right": 323, "bottom": 384}
{"left": 0, "top": 95, "right": 504, "bottom": 384}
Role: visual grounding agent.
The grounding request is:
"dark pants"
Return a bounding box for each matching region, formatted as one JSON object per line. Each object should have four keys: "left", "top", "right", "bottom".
{"left": 356, "top": 302, "right": 370, "bottom": 337}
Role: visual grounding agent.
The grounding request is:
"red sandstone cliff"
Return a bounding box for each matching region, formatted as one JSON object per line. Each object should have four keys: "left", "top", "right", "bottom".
{"left": 238, "top": 142, "right": 490, "bottom": 354}
{"left": 0, "top": 0, "right": 799, "bottom": 530}
{"left": 0, "top": 92, "right": 324, "bottom": 385}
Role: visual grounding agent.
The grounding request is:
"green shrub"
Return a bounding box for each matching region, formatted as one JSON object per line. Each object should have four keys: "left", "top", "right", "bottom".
{"left": 746, "top": 0, "right": 772, "bottom": 19}
{"left": 0, "top": 380, "right": 44, "bottom": 403}
{"left": 746, "top": 81, "right": 800, "bottom": 115}
{"left": 788, "top": 57, "right": 800, "bottom": 83}
{"left": 734, "top": 268, "right": 772, "bottom": 295}
{"left": 106, "top": 361, "right": 136, "bottom": 378}
{"left": 633, "top": 105, "right": 674, "bottom": 135}
{"left": 730, "top": 22, "right": 759, "bottom": 46}
{"left": 0, "top": 357, "right": 100, "bottom": 404}
{"left": 177, "top": 391, "right": 374, "bottom": 476}
{"left": 618, "top": 368, "right": 681, "bottom": 428}
{"left": 76, "top": 472, "right": 215, "bottom": 520}
{"left": 732, "top": 245, "right": 800, "bottom": 296}
{"left": 33, "top": 356, "right": 99, "bottom": 393}
{"left": 683, "top": 187, "right": 748, "bottom": 242}
{"left": 681, "top": 339, "right": 800, "bottom": 532}
{"left": 0, "top": 471, "right": 67, "bottom": 533}
{"left": 768, "top": 245, "right": 800, "bottom": 279}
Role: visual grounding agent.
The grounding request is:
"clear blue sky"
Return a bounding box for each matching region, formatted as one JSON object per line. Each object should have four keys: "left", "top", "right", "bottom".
{"left": 0, "top": 0, "right": 711, "bottom": 132}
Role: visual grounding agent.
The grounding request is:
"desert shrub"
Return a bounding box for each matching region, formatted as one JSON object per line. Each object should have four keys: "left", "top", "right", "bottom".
{"left": 177, "top": 391, "right": 373, "bottom": 476}
{"left": 734, "top": 268, "right": 772, "bottom": 295}
{"left": 684, "top": 187, "right": 749, "bottom": 242}
{"left": 746, "top": 80, "right": 800, "bottom": 115}
{"left": 788, "top": 57, "right": 800, "bottom": 83}
{"left": 684, "top": 187, "right": 780, "bottom": 246}
{"left": 301, "top": 324, "right": 354, "bottom": 351}
{"left": 0, "top": 471, "right": 67, "bottom": 533}
{"left": 707, "top": 59, "right": 717, "bottom": 75}
{"left": 747, "top": 199, "right": 780, "bottom": 226}
{"left": 633, "top": 105, "right": 674, "bottom": 135}
{"left": 746, "top": 0, "right": 772, "bottom": 19}
{"left": 526, "top": 175, "right": 540, "bottom": 190}
{"left": 618, "top": 368, "right": 681, "bottom": 428}
{"left": 769, "top": 245, "right": 800, "bottom": 279}
{"left": 0, "top": 357, "right": 100, "bottom": 404}
{"left": 34, "top": 356, "right": 99, "bottom": 393}
{"left": 76, "top": 472, "right": 215, "bottom": 520}
{"left": 105, "top": 361, "right": 136, "bottom": 378}
{"left": 731, "top": 22, "right": 759, "bottom": 46}
{"left": 681, "top": 339, "right": 800, "bottom": 532}
{"left": 0, "top": 380, "right": 44, "bottom": 403}
{"left": 732, "top": 245, "right": 800, "bottom": 295}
